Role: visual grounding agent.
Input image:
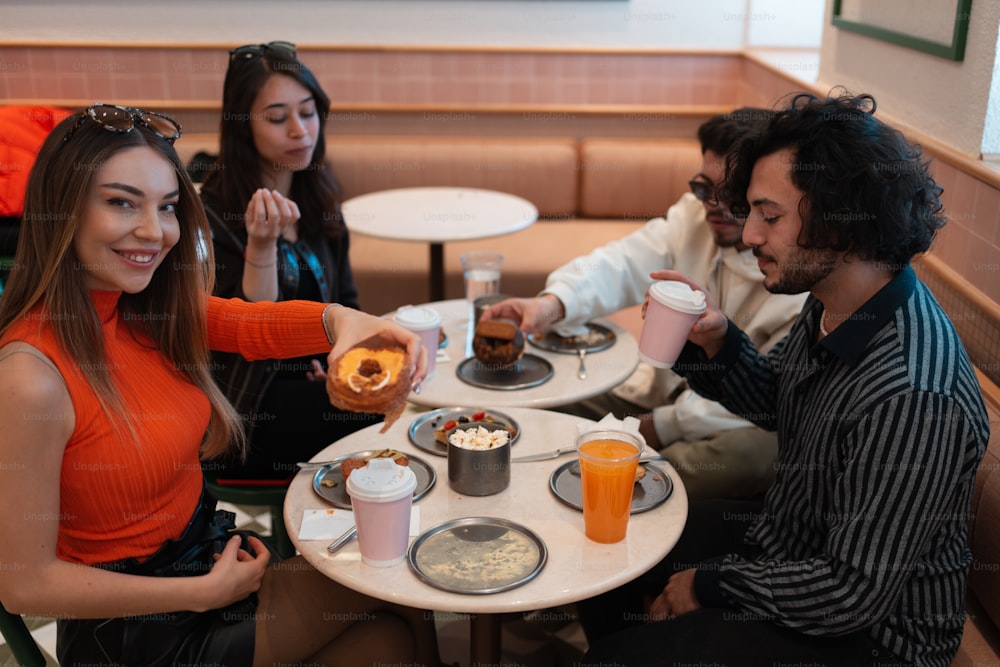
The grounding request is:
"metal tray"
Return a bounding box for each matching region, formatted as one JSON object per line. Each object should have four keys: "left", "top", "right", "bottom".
{"left": 408, "top": 407, "right": 521, "bottom": 457}
{"left": 549, "top": 460, "right": 673, "bottom": 514}
{"left": 456, "top": 354, "right": 553, "bottom": 390}
{"left": 528, "top": 322, "right": 616, "bottom": 354}
{"left": 408, "top": 517, "right": 547, "bottom": 595}
{"left": 312, "top": 451, "right": 436, "bottom": 509}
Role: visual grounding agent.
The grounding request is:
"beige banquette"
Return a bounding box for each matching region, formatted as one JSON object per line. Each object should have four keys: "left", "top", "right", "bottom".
{"left": 174, "top": 134, "right": 1000, "bottom": 665}
{"left": 177, "top": 134, "right": 704, "bottom": 321}
{"left": 952, "top": 375, "right": 1000, "bottom": 666}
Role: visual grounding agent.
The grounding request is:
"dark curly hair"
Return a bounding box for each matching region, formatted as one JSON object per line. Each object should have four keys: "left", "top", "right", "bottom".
{"left": 697, "top": 107, "right": 775, "bottom": 156}
{"left": 719, "top": 91, "right": 946, "bottom": 269}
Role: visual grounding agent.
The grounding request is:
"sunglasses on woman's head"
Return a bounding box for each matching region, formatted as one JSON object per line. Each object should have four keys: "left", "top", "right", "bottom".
{"left": 229, "top": 41, "right": 297, "bottom": 61}
{"left": 64, "top": 104, "right": 183, "bottom": 145}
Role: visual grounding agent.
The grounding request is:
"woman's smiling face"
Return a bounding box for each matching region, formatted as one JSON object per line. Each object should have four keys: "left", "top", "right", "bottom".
{"left": 74, "top": 145, "right": 180, "bottom": 293}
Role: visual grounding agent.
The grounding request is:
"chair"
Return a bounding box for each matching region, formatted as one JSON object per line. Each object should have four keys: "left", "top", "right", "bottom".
{"left": 0, "top": 601, "right": 46, "bottom": 667}
{"left": 204, "top": 476, "right": 296, "bottom": 559}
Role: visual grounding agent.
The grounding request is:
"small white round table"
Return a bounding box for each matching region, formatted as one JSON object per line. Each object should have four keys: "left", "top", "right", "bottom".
{"left": 284, "top": 406, "right": 687, "bottom": 666}
{"left": 342, "top": 187, "right": 538, "bottom": 302}
{"left": 405, "top": 299, "right": 640, "bottom": 409}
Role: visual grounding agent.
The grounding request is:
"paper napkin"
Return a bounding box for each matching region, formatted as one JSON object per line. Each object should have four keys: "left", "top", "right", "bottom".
{"left": 577, "top": 413, "right": 651, "bottom": 453}
{"left": 298, "top": 506, "right": 421, "bottom": 540}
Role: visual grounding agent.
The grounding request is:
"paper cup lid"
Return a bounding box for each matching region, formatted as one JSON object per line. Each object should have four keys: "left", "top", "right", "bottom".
{"left": 393, "top": 306, "right": 441, "bottom": 331}
{"left": 649, "top": 280, "right": 707, "bottom": 315}
{"left": 346, "top": 458, "right": 417, "bottom": 502}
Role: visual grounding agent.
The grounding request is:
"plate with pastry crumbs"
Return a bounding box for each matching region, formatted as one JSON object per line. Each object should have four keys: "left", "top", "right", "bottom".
{"left": 456, "top": 354, "right": 553, "bottom": 390}
{"left": 313, "top": 450, "right": 436, "bottom": 509}
{"left": 549, "top": 460, "right": 673, "bottom": 514}
{"left": 528, "top": 322, "right": 616, "bottom": 354}
{"left": 408, "top": 407, "right": 521, "bottom": 457}
{"left": 408, "top": 517, "right": 546, "bottom": 594}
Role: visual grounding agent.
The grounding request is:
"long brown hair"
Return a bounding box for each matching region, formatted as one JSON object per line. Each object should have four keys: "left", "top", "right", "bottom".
{"left": 0, "top": 109, "right": 244, "bottom": 459}
{"left": 201, "top": 46, "right": 344, "bottom": 239}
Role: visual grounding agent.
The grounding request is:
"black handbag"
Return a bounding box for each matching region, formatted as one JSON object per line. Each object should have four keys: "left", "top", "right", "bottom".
{"left": 56, "top": 485, "right": 274, "bottom": 666}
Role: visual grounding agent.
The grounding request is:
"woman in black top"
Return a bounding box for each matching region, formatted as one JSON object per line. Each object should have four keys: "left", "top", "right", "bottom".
{"left": 201, "top": 41, "right": 380, "bottom": 480}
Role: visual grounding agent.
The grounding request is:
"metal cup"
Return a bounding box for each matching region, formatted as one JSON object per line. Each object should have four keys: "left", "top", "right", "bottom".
{"left": 447, "top": 421, "right": 511, "bottom": 496}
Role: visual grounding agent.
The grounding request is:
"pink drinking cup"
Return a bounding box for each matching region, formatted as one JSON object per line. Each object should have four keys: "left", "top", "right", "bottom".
{"left": 638, "top": 280, "right": 707, "bottom": 369}
{"left": 393, "top": 305, "right": 442, "bottom": 379}
{"left": 346, "top": 458, "right": 417, "bottom": 567}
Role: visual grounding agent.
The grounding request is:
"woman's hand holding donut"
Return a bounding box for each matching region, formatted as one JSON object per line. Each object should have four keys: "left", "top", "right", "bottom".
{"left": 324, "top": 307, "right": 428, "bottom": 389}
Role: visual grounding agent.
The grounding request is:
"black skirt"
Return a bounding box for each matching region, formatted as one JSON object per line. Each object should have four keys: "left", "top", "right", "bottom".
{"left": 56, "top": 485, "right": 272, "bottom": 667}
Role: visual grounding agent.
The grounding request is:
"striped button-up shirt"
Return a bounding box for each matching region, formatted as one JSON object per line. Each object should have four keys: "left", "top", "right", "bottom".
{"left": 676, "top": 266, "right": 990, "bottom": 666}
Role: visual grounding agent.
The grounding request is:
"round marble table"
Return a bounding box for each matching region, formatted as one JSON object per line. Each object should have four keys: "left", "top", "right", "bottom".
{"left": 285, "top": 405, "right": 687, "bottom": 665}
{"left": 342, "top": 187, "right": 538, "bottom": 302}
{"left": 405, "top": 299, "right": 639, "bottom": 409}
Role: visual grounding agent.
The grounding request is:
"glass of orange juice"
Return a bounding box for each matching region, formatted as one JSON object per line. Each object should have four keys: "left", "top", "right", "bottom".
{"left": 575, "top": 429, "right": 642, "bottom": 543}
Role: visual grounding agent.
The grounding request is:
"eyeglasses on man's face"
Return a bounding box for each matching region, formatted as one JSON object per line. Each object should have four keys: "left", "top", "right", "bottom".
{"left": 64, "top": 104, "right": 182, "bottom": 145}
{"left": 229, "top": 41, "right": 297, "bottom": 61}
{"left": 688, "top": 178, "right": 718, "bottom": 204}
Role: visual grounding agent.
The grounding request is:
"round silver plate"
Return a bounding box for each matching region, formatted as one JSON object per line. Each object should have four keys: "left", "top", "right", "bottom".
{"left": 528, "top": 322, "right": 617, "bottom": 354}
{"left": 312, "top": 451, "right": 436, "bottom": 509}
{"left": 456, "top": 354, "right": 553, "bottom": 390}
{"left": 408, "top": 517, "right": 547, "bottom": 595}
{"left": 549, "top": 460, "right": 674, "bottom": 514}
{"left": 408, "top": 407, "right": 521, "bottom": 457}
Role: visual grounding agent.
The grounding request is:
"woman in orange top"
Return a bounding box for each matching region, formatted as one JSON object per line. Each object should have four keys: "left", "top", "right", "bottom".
{"left": 0, "top": 104, "right": 439, "bottom": 667}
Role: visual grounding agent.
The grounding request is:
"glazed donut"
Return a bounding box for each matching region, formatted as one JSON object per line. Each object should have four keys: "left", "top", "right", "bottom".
{"left": 473, "top": 318, "right": 525, "bottom": 369}
{"left": 326, "top": 345, "right": 411, "bottom": 433}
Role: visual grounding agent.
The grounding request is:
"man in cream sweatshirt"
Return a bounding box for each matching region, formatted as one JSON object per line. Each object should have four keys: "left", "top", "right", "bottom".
{"left": 482, "top": 109, "right": 806, "bottom": 499}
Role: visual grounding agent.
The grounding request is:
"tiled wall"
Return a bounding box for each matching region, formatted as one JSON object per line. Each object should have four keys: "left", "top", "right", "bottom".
{"left": 929, "top": 160, "right": 1000, "bottom": 304}
{"left": 1, "top": 45, "right": 741, "bottom": 113}
{"left": 2, "top": 42, "right": 997, "bottom": 303}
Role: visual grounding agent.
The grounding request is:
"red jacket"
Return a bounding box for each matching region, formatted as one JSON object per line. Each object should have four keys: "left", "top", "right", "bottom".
{"left": 0, "top": 105, "right": 73, "bottom": 217}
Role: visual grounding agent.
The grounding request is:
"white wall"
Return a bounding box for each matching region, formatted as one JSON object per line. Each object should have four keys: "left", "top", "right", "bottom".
{"left": 817, "top": 0, "right": 1000, "bottom": 157}
{"left": 982, "top": 20, "right": 1000, "bottom": 161}
{"left": 745, "top": 0, "right": 825, "bottom": 48}
{"left": 1, "top": 0, "right": 822, "bottom": 49}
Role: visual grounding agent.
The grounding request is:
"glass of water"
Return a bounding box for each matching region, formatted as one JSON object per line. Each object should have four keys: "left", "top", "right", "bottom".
{"left": 460, "top": 251, "right": 503, "bottom": 302}
{"left": 460, "top": 251, "right": 503, "bottom": 358}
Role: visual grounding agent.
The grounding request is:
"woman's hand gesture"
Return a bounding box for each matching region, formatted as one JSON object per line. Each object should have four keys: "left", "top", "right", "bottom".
{"left": 244, "top": 188, "right": 300, "bottom": 247}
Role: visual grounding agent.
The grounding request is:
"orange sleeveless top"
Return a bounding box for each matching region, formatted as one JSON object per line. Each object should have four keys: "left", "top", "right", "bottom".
{"left": 0, "top": 291, "right": 330, "bottom": 565}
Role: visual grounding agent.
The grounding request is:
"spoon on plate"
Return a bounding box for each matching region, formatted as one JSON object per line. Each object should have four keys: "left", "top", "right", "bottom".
{"left": 576, "top": 348, "right": 588, "bottom": 380}
{"left": 297, "top": 460, "right": 340, "bottom": 470}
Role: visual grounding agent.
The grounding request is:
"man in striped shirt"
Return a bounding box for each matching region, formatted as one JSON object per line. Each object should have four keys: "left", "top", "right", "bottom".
{"left": 580, "top": 93, "right": 990, "bottom": 666}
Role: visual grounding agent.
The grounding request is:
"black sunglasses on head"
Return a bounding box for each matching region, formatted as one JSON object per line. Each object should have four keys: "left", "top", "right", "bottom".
{"left": 230, "top": 41, "right": 297, "bottom": 61}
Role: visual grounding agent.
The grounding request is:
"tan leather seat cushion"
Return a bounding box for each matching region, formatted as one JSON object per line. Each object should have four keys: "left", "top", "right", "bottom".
{"left": 329, "top": 136, "right": 578, "bottom": 218}
{"left": 579, "top": 139, "right": 703, "bottom": 219}
{"left": 965, "top": 402, "right": 1000, "bottom": 657}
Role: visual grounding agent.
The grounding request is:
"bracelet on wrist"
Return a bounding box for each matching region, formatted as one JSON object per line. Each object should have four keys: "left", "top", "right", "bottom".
{"left": 321, "top": 303, "right": 341, "bottom": 345}
{"left": 245, "top": 257, "right": 276, "bottom": 269}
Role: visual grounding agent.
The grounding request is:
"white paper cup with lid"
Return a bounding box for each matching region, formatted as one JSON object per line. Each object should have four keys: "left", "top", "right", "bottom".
{"left": 638, "top": 280, "right": 707, "bottom": 369}
{"left": 393, "top": 305, "right": 442, "bottom": 379}
{"left": 346, "top": 458, "right": 417, "bottom": 567}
